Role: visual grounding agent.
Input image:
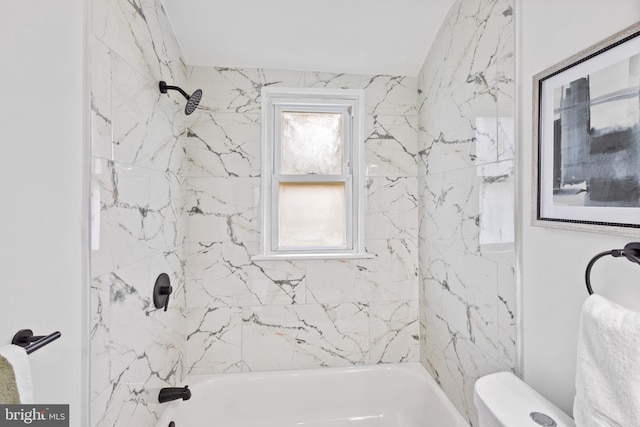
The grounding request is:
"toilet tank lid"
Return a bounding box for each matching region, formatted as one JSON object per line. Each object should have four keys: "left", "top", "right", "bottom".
{"left": 474, "top": 372, "right": 575, "bottom": 427}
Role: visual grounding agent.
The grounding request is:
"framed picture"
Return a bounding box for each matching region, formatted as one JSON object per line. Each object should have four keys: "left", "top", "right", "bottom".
{"left": 532, "top": 22, "right": 640, "bottom": 236}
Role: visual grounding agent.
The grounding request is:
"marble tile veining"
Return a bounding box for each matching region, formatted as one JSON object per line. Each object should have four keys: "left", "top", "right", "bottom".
{"left": 186, "top": 112, "right": 261, "bottom": 178}
{"left": 182, "top": 65, "right": 420, "bottom": 379}
{"left": 370, "top": 300, "right": 419, "bottom": 364}
{"left": 365, "top": 114, "right": 418, "bottom": 177}
{"left": 184, "top": 241, "right": 306, "bottom": 309}
{"left": 90, "top": 0, "right": 188, "bottom": 426}
{"left": 417, "top": 0, "right": 515, "bottom": 425}
{"left": 242, "top": 303, "right": 370, "bottom": 371}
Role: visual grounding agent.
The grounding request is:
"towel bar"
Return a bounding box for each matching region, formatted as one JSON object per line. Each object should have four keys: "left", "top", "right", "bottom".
{"left": 585, "top": 242, "right": 640, "bottom": 295}
{"left": 11, "top": 329, "right": 62, "bottom": 354}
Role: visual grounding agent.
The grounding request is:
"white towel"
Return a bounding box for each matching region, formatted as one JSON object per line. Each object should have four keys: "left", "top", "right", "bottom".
{"left": 573, "top": 294, "right": 640, "bottom": 427}
{"left": 0, "top": 344, "right": 33, "bottom": 404}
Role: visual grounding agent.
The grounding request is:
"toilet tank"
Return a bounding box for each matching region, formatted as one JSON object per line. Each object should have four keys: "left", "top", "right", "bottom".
{"left": 474, "top": 372, "right": 576, "bottom": 427}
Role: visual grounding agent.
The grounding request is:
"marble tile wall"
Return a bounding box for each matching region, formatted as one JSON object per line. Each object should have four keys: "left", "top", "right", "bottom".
{"left": 417, "top": 0, "right": 516, "bottom": 426}
{"left": 87, "top": 1, "right": 516, "bottom": 426}
{"left": 183, "top": 68, "right": 420, "bottom": 374}
{"left": 89, "top": 0, "right": 188, "bottom": 426}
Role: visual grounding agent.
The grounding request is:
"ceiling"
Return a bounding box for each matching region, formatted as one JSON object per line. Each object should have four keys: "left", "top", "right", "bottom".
{"left": 161, "top": 0, "right": 455, "bottom": 77}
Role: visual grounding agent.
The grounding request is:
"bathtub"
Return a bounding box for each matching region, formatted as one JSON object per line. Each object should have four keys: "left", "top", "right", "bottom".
{"left": 154, "top": 362, "right": 468, "bottom": 427}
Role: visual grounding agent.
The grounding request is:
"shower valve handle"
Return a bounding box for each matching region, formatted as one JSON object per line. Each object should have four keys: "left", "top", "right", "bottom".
{"left": 153, "top": 273, "right": 173, "bottom": 312}
{"left": 160, "top": 285, "right": 172, "bottom": 312}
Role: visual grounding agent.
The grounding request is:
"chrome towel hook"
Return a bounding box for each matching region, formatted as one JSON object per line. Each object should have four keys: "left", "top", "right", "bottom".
{"left": 585, "top": 242, "right": 640, "bottom": 295}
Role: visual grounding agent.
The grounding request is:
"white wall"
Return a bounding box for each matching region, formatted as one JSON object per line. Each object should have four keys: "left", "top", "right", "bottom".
{"left": 517, "top": 0, "right": 640, "bottom": 415}
{"left": 0, "top": 1, "right": 87, "bottom": 426}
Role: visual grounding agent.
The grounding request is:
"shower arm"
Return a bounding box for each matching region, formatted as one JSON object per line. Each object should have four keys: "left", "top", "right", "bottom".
{"left": 159, "top": 81, "right": 190, "bottom": 100}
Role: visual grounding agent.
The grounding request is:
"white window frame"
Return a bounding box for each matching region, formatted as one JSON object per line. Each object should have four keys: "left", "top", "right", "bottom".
{"left": 253, "top": 87, "right": 372, "bottom": 260}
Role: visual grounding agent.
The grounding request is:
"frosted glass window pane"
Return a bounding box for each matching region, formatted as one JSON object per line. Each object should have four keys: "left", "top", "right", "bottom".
{"left": 281, "top": 112, "right": 343, "bottom": 174}
{"left": 278, "top": 183, "right": 346, "bottom": 247}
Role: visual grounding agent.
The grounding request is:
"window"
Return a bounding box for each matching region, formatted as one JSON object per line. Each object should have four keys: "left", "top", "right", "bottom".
{"left": 253, "top": 87, "right": 370, "bottom": 260}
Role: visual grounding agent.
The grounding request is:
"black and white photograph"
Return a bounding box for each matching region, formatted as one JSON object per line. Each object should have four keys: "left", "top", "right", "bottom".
{"left": 535, "top": 26, "right": 640, "bottom": 230}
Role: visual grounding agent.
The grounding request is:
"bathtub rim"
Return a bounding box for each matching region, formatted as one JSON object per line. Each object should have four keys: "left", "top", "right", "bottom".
{"left": 155, "top": 362, "right": 468, "bottom": 427}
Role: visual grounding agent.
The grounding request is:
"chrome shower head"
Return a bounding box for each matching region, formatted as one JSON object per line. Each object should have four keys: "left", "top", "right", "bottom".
{"left": 159, "top": 81, "right": 203, "bottom": 115}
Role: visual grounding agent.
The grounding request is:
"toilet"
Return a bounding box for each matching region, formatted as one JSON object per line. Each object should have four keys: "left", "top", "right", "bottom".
{"left": 474, "top": 372, "right": 576, "bottom": 427}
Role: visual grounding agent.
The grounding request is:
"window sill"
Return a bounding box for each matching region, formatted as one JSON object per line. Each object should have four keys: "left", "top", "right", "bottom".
{"left": 251, "top": 252, "right": 375, "bottom": 261}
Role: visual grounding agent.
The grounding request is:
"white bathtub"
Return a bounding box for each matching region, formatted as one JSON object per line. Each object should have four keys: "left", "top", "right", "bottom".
{"left": 154, "top": 362, "right": 468, "bottom": 427}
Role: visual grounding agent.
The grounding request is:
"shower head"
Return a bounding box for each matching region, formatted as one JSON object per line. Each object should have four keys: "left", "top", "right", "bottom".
{"left": 184, "top": 89, "right": 202, "bottom": 115}
{"left": 159, "top": 81, "right": 203, "bottom": 115}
